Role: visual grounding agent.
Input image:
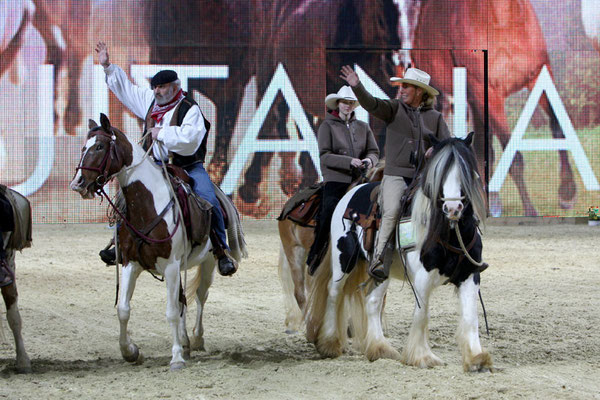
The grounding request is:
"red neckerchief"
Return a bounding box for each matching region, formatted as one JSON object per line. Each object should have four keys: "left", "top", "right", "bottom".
{"left": 151, "top": 89, "right": 185, "bottom": 123}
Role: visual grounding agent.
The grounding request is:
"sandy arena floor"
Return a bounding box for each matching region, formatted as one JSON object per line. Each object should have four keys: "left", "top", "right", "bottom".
{"left": 0, "top": 221, "right": 599, "bottom": 399}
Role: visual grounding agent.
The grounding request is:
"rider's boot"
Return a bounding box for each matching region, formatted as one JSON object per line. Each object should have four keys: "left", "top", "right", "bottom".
{"left": 210, "top": 230, "right": 237, "bottom": 276}
{"left": 368, "top": 241, "right": 393, "bottom": 282}
{"left": 99, "top": 240, "right": 119, "bottom": 266}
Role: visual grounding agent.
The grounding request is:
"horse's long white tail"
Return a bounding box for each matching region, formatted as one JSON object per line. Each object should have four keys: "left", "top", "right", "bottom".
{"left": 278, "top": 245, "right": 303, "bottom": 332}
{"left": 304, "top": 246, "right": 332, "bottom": 344}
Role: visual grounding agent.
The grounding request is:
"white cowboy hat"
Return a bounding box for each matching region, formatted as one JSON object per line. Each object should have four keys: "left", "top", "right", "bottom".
{"left": 325, "top": 86, "right": 359, "bottom": 110}
{"left": 390, "top": 68, "right": 439, "bottom": 96}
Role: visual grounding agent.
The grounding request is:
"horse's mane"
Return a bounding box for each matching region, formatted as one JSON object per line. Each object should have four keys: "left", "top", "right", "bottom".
{"left": 411, "top": 137, "right": 486, "bottom": 251}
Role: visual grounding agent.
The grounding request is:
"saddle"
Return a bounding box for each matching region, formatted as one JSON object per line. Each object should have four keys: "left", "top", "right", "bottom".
{"left": 167, "top": 164, "right": 236, "bottom": 244}
{"left": 341, "top": 177, "right": 421, "bottom": 255}
{"left": 168, "top": 171, "right": 212, "bottom": 245}
{"left": 277, "top": 183, "right": 325, "bottom": 227}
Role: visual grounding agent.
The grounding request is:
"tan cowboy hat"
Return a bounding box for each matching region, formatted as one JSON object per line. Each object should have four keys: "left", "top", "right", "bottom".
{"left": 390, "top": 68, "right": 439, "bottom": 96}
{"left": 325, "top": 86, "right": 359, "bottom": 110}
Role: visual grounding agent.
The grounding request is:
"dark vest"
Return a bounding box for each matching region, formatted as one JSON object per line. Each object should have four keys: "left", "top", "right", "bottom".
{"left": 143, "top": 95, "right": 211, "bottom": 168}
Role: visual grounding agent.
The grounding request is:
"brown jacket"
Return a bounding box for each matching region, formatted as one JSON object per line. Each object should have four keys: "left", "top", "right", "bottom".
{"left": 318, "top": 111, "right": 380, "bottom": 183}
{"left": 352, "top": 82, "right": 451, "bottom": 178}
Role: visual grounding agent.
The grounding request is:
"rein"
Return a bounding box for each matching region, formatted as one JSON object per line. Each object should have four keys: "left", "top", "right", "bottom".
{"left": 77, "top": 130, "right": 181, "bottom": 245}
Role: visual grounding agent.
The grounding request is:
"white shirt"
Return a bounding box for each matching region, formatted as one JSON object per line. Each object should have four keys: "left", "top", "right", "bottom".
{"left": 103, "top": 64, "right": 207, "bottom": 161}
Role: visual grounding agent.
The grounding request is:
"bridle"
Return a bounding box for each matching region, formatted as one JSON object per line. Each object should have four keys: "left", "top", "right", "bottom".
{"left": 75, "top": 130, "right": 118, "bottom": 189}
{"left": 75, "top": 129, "right": 180, "bottom": 245}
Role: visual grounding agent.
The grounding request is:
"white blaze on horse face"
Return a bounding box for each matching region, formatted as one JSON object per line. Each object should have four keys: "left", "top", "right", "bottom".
{"left": 393, "top": 0, "right": 421, "bottom": 72}
{"left": 442, "top": 163, "right": 464, "bottom": 220}
{"left": 70, "top": 136, "right": 97, "bottom": 193}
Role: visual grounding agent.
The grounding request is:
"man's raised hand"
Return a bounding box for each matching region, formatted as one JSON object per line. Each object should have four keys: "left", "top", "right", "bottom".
{"left": 95, "top": 42, "right": 110, "bottom": 68}
{"left": 340, "top": 65, "right": 360, "bottom": 87}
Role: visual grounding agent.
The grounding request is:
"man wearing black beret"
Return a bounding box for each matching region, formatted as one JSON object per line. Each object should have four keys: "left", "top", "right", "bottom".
{"left": 94, "top": 42, "right": 236, "bottom": 276}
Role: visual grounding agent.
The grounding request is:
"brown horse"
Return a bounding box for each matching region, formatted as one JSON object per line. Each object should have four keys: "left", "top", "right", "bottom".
{"left": 399, "top": 0, "right": 574, "bottom": 216}
{"left": 0, "top": 186, "right": 33, "bottom": 374}
{"left": 237, "top": 0, "right": 399, "bottom": 216}
{"left": 30, "top": 0, "right": 149, "bottom": 135}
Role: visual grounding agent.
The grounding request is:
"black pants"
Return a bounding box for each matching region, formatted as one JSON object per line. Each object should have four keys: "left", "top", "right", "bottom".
{"left": 307, "top": 181, "right": 350, "bottom": 272}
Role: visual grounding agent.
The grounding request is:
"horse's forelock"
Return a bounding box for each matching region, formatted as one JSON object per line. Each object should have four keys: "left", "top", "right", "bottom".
{"left": 415, "top": 137, "right": 486, "bottom": 249}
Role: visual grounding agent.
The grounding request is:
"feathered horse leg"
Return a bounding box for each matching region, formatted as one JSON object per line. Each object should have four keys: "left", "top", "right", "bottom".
{"left": 402, "top": 252, "right": 444, "bottom": 368}
{"left": 456, "top": 274, "right": 493, "bottom": 372}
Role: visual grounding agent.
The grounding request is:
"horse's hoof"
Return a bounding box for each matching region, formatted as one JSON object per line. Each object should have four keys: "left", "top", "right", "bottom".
{"left": 190, "top": 336, "right": 205, "bottom": 352}
{"left": 366, "top": 343, "right": 400, "bottom": 362}
{"left": 315, "top": 337, "right": 344, "bottom": 359}
{"left": 16, "top": 366, "right": 32, "bottom": 374}
{"left": 464, "top": 352, "right": 493, "bottom": 373}
{"left": 170, "top": 361, "right": 186, "bottom": 371}
{"left": 122, "top": 344, "right": 142, "bottom": 364}
{"left": 284, "top": 329, "right": 298, "bottom": 335}
{"left": 183, "top": 347, "right": 191, "bottom": 360}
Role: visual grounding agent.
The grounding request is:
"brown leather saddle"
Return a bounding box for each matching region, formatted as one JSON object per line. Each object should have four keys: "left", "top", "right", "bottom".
{"left": 277, "top": 183, "right": 325, "bottom": 227}
{"left": 165, "top": 164, "right": 234, "bottom": 245}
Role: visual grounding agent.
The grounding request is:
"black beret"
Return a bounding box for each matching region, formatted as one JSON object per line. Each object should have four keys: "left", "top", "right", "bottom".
{"left": 150, "top": 70, "right": 178, "bottom": 88}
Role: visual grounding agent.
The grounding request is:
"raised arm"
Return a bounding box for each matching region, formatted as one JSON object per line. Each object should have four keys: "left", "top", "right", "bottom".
{"left": 340, "top": 65, "right": 398, "bottom": 124}
{"left": 95, "top": 42, "right": 154, "bottom": 119}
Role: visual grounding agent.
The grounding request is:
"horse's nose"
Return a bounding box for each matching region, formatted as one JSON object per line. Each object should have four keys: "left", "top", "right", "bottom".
{"left": 70, "top": 175, "right": 84, "bottom": 191}
{"left": 444, "top": 201, "right": 464, "bottom": 219}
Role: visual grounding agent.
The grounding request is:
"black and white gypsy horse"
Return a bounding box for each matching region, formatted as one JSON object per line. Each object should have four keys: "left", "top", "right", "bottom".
{"left": 305, "top": 132, "right": 493, "bottom": 372}
{"left": 70, "top": 114, "right": 247, "bottom": 370}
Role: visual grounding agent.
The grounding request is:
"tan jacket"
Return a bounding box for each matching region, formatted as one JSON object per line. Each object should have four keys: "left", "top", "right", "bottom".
{"left": 318, "top": 111, "right": 380, "bottom": 183}
{"left": 352, "top": 82, "right": 451, "bottom": 178}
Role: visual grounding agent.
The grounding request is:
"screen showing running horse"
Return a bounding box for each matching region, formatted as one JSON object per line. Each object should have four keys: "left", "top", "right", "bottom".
{"left": 0, "top": 0, "right": 598, "bottom": 222}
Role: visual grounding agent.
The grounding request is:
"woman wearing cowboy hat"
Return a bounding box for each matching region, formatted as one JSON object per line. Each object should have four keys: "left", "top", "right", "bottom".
{"left": 340, "top": 65, "right": 451, "bottom": 281}
{"left": 306, "top": 86, "right": 379, "bottom": 275}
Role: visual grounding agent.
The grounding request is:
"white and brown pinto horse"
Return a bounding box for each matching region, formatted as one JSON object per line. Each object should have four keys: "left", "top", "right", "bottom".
{"left": 70, "top": 114, "right": 247, "bottom": 370}
{"left": 0, "top": 187, "right": 32, "bottom": 374}
{"left": 305, "top": 133, "right": 492, "bottom": 372}
{"left": 277, "top": 164, "right": 385, "bottom": 333}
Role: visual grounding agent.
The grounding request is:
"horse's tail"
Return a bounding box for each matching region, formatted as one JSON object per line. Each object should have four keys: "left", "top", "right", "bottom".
{"left": 304, "top": 245, "right": 332, "bottom": 344}
{"left": 185, "top": 264, "right": 203, "bottom": 303}
{"left": 213, "top": 184, "right": 248, "bottom": 262}
{"left": 278, "top": 244, "right": 303, "bottom": 333}
{"left": 344, "top": 259, "right": 370, "bottom": 354}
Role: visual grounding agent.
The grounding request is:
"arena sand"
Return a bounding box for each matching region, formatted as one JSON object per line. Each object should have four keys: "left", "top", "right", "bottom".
{"left": 1, "top": 221, "right": 599, "bottom": 399}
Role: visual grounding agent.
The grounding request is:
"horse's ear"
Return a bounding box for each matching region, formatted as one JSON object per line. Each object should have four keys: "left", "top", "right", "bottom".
{"left": 100, "top": 113, "right": 111, "bottom": 132}
{"left": 88, "top": 119, "right": 98, "bottom": 130}
{"left": 464, "top": 131, "right": 475, "bottom": 147}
